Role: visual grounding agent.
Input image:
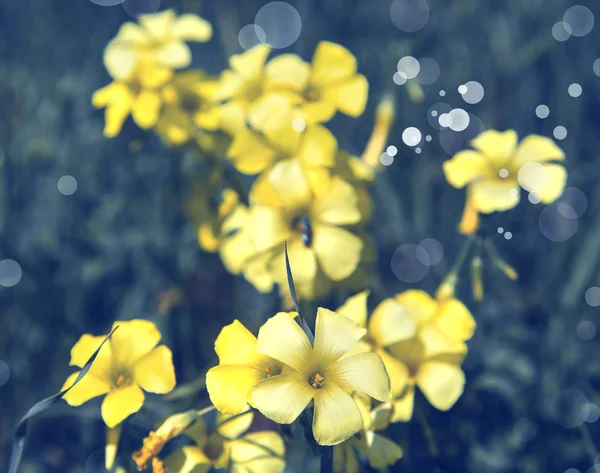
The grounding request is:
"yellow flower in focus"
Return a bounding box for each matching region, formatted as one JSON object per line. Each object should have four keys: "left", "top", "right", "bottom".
{"left": 206, "top": 320, "right": 287, "bottom": 415}
{"left": 249, "top": 309, "right": 391, "bottom": 445}
{"left": 165, "top": 410, "right": 285, "bottom": 473}
{"left": 247, "top": 159, "right": 366, "bottom": 299}
{"left": 443, "top": 130, "right": 566, "bottom": 234}
{"left": 61, "top": 319, "right": 176, "bottom": 428}
{"left": 103, "top": 9, "right": 212, "bottom": 81}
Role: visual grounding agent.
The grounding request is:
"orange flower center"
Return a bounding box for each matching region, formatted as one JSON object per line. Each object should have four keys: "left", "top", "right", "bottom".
{"left": 265, "top": 365, "right": 281, "bottom": 378}
{"left": 309, "top": 372, "right": 325, "bottom": 389}
{"left": 115, "top": 374, "right": 133, "bottom": 388}
{"left": 305, "top": 88, "right": 319, "bottom": 101}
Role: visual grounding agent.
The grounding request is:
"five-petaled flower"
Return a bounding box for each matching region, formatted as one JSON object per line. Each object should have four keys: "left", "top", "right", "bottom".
{"left": 61, "top": 319, "right": 176, "bottom": 428}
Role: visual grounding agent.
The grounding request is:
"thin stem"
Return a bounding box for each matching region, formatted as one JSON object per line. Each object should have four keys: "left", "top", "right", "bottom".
{"left": 215, "top": 408, "right": 254, "bottom": 429}
{"left": 436, "top": 234, "right": 476, "bottom": 299}
{"left": 415, "top": 402, "right": 439, "bottom": 458}
{"left": 578, "top": 422, "right": 598, "bottom": 465}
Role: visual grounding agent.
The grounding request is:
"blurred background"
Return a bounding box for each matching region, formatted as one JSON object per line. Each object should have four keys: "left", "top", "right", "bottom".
{"left": 1, "top": 0, "right": 600, "bottom": 472}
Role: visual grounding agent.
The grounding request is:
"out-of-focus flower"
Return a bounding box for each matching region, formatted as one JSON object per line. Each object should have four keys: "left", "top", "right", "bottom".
{"left": 103, "top": 9, "right": 212, "bottom": 81}
{"left": 443, "top": 130, "right": 566, "bottom": 234}
{"left": 61, "top": 319, "right": 176, "bottom": 428}
{"left": 246, "top": 159, "right": 366, "bottom": 299}
{"left": 361, "top": 94, "right": 395, "bottom": 168}
{"left": 249, "top": 309, "right": 391, "bottom": 445}
{"left": 206, "top": 320, "right": 287, "bottom": 415}
{"left": 227, "top": 94, "right": 337, "bottom": 175}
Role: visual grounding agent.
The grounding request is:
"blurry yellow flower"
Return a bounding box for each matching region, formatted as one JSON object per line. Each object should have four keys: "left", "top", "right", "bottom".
{"left": 206, "top": 320, "right": 287, "bottom": 415}
{"left": 155, "top": 71, "right": 221, "bottom": 147}
{"left": 104, "top": 9, "right": 212, "bottom": 81}
{"left": 165, "top": 409, "right": 285, "bottom": 473}
{"left": 61, "top": 319, "right": 176, "bottom": 428}
{"left": 443, "top": 130, "right": 566, "bottom": 234}
{"left": 249, "top": 309, "right": 391, "bottom": 445}
{"left": 227, "top": 94, "right": 337, "bottom": 175}
{"left": 247, "top": 159, "right": 366, "bottom": 299}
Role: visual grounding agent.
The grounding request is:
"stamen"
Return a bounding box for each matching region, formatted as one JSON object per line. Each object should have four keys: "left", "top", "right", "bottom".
{"left": 115, "top": 374, "right": 132, "bottom": 388}
{"left": 309, "top": 373, "right": 325, "bottom": 389}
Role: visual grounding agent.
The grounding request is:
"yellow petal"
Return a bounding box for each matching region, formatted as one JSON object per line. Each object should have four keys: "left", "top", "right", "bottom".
{"left": 269, "top": 238, "right": 318, "bottom": 290}
{"left": 297, "top": 125, "right": 337, "bottom": 168}
{"left": 243, "top": 250, "right": 275, "bottom": 293}
{"left": 443, "top": 150, "right": 492, "bottom": 188}
{"left": 110, "top": 319, "right": 161, "bottom": 367}
{"left": 248, "top": 206, "right": 292, "bottom": 252}
{"left": 363, "top": 432, "right": 403, "bottom": 469}
{"left": 417, "top": 361, "right": 465, "bottom": 411}
{"left": 61, "top": 371, "right": 111, "bottom": 406}
{"left": 376, "top": 349, "right": 409, "bottom": 398}
{"left": 227, "top": 128, "right": 277, "bottom": 174}
{"left": 220, "top": 231, "right": 255, "bottom": 275}
{"left": 386, "top": 337, "right": 425, "bottom": 371}
{"left": 393, "top": 290, "right": 437, "bottom": 325}
{"left": 435, "top": 298, "right": 476, "bottom": 342}
{"left": 172, "top": 14, "right": 213, "bottom": 41}
{"left": 264, "top": 54, "right": 311, "bottom": 92}
{"left": 150, "top": 40, "right": 192, "bottom": 70}
{"left": 206, "top": 365, "right": 265, "bottom": 415}
{"left": 247, "top": 93, "right": 295, "bottom": 135}
{"left": 312, "top": 177, "right": 361, "bottom": 225}
{"left": 329, "top": 352, "right": 391, "bottom": 402}
{"left": 139, "top": 9, "right": 175, "bottom": 38}
{"left": 216, "top": 409, "right": 254, "bottom": 439}
{"left": 333, "top": 442, "right": 359, "bottom": 473}
{"left": 92, "top": 81, "right": 131, "bottom": 108}
{"left": 368, "top": 299, "right": 417, "bottom": 347}
{"left": 419, "top": 324, "right": 467, "bottom": 359}
{"left": 537, "top": 163, "right": 567, "bottom": 204}
{"left": 470, "top": 129, "right": 518, "bottom": 167}
{"left": 322, "top": 75, "right": 368, "bottom": 117}
{"left": 470, "top": 178, "right": 519, "bottom": 213}
{"left": 131, "top": 90, "right": 161, "bottom": 129}
{"left": 312, "top": 383, "right": 363, "bottom": 445}
{"left": 510, "top": 134, "right": 565, "bottom": 169}
{"left": 314, "top": 307, "right": 367, "bottom": 364}
{"left": 103, "top": 41, "right": 137, "bottom": 81}
{"left": 114, "top": 22, "right": 148, "bottom": 44}
{"left": 390, "top": 385, "right": 415, "bottom": 422}
{"left": 311, "top": 41, "right": 357, "bottom": 88}
{"left": 165, "top": 446, "right": 212, "bottom": 473}
{"left": 256, "top": 312, "right": 312, "bottom": 372}
{"left": 133, "top": 345, "right": 176, "bottom": 394}
{"left": 267, "top": 159, "right": 312, "bottom": 210}
{"left": 300, "top": 100, "right": 337, "bottom": 125}
{"left": 103, "top": 102, "right": 132, "bottom": 138}
{"left": 250, "top": 372, "right": 315, "bottom": 423}
{"left": 214, "top": 320, "right": 259, "bottom": 364}
{"left": 458, "top": 194, "right": 480, "bottom": 235}
{"left": 214, "top": 71, "right": 247, "bottom": 102}
{"left": 230, "top": 431, "right": 285, "bottom": 463}
{"left": 312, "top": 224, "right": 363, "bottom": 281}
{"left": 136, "top": 61, "right": 174, "bottom": 89}
{"left": 69, "top": 334, "right": 113, "bottom": 379}
{"left": 335, "top": 290, "right": 369, "bottom": 329}
{"left": 230, "top": 44, "right": 271, "bottom": 82}
{"left": 101, "top": 384, "right": 145, "bottom": 428}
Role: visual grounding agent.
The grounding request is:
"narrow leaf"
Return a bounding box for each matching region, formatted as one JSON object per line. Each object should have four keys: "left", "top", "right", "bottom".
{"left": 284, "top": 241, "right": 314, "bottom": 344}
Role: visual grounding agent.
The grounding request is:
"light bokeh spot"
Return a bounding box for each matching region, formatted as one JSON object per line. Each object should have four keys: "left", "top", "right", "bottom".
{"left": 553, "top": 126, "right": 567, "bottom": 140}
{"left": 397, "top": 56, "right": 420, "bottom": 79}
{"left": 417, "top": 238, "right": 444, "bottom": 265}
{"left": 460, "top": 81, "right": 485, "bottom": 104}
{"left": 535, "top": 104, "right": 550, "bottom": 119}
{"left": 238, "top": 24, "right": 267, "bottom": 50}
{"left": 122, "top": 0, "right": 161, "bottom": 17}
{"left": 568, "top": 83, "right": 582, "bottom": 97}
{"left": 563, "top": 5, "right": 594, "bottom": 37}
{"left": 577, "top": 321, "right": 596, "bottom": 341}
{"left": 402, "top": 127, "right": 422, "bottom": 146}
{"left": 58, "top": 175, "right": 78, "bottom": 195}
{"left": 391, "top": 243, "right": 431, "bottom": 283}
{"left": 552, "top": 21, "right": 572, "bottom": 41}
{"left": 390, "top": 0, "right": 430, "bottom": 32}
{"left": 380, "top": 153, "right": 394, "bottom": 166}
{"left": 585, "top": 287, "right": 600, "bottom": 307}
{"left": 0, "top": 259, "right": 22, "bottom": 287}
{"left": 539, "top": 203, "right": 578, "bottom": 242}
{"left": 416, "top": 57, "right": 440, "bottom": 85}
{"left": 254, "top": 1, "right": 302, "bottom": 49}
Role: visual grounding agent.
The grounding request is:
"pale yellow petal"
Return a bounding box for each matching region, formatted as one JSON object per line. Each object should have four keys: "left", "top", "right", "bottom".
{"left": 114, "top": 22, "right": 148, "bottom": 44}
{"left": 136, "top": 61, "right": 174, "bottom": 89}
{"left": 131, "top": 90, "right": 161, "bottom": 129}
{"left": 376, "top": 349, "right": 409, "bottom": 398}
{"left": 165, "top": 446, "right": 211, "bottom": 473}
{"left": 256, "top": 312, "right": 312, "bottom": 372}
{"left": 312, "top": 224, "right": 363, "bottom": 281}
{"left": 214, "top": 71, "right": 247, "bottom": 102}
{"left": 300, "top": 100, "right": 337, "bottom": 125}
{"left": 61, "top": 372, "right": 111, "bottom": 406}
{"left": 510, "top": 134, "right": 565, "bottom": 169}
{"left": 101, "top": 384, "right": 145, "bottom": 428}
{"left": 68, "top": 334, "right": 113, "bottom": 380}
{"left": 230, "top": 430, "right": 285, "bottom": 462}
{"left": 537, "top": 163, "right": 567, "bottom": 204}
{"left": 247, "top": 93, "right": 295, "bottom": 135}
{"left": 435, "top": 298, "right": 476, "bottom": 342}
{"left": 417, "top": 362, "right": 465, "bottom": 411}
{"left": 312, "top": 383, "right": 363, "bottom": 445}
{"left": 250, "top": 372, "right": 315, "bottom": 424}
{"left": 110, "top": 319, "right": 161, "bottom": 367}
{"left": 297, "top": 125, "right": 337, "bottom": 168}
{"left": 206, "top": 365, "right": 265, "bottom": 415}
{"left": 267, "top": 159, "right": 312, "bottom": 210}
{"left": 394, "top": 290, "right": 437, "bottom": 325}
{"left": 139, "top": 9, "right": 175, "bottom": 38}
{"left": 133, "top": 345, "right": 176, "bottom": 394}
{"left": 470, "top": 129, "right": 518, "bottom": 167}
{"left": 368, "top": 299, "right": 417, "bottom": 347}
{"left": 443, "top": 150, "right": 492, "bottom": 188}
{"left": 311, "top": 41, "right": 357, "bottom": 88}
{"left": 419, "top": 324, "right": 468, "bottom": 359}
{"left": 214, "top": 320, "right": 259, "bottom": 365}
{"left": 333, "top": 442, "right": 359, "bottom": 473}
{"left": 230, "top": 44, "right": 271, "bottom": 82}
{"left": 248, "top": 206, "right": 292, "bottom": 252}
{"left": 390, "top": 385, "right": 415, "bottom": 422}
{"left": 227, "top": 128, "right": 277, "bottom": 174}
{"left": 322, "top": 75, "right": 368, "bottom": 117}
{"left": 150, "top": 40, "right": 192, "bottom": 69}
{"left": 216, "top": 409, "right": 254, "bottom": 439}
{"left": 335, "top": 290, "right": 369, "bottom": 329}
{"left": 363, "top": 432, "right": 403, "bottom": 469}
{"left": 314, "top": 307, "right": 367, "bottom": 365}
{"left": 470, "top": 178, "right": 520, "bottom": 213}
{"left": 172, "top": 14, "right": 213, "bottom": 42}
{"left": 269, "top": 238, "right": 318, "bottom": 289}
{"left": 264, "top": 54, "right": 311, "bottom": 92}
{"left": 103, "top": 41, "right": 137, "bottom": 81}
{"left": 312, "top": 176, "right": 361, "bottom": 225}
{"left": 219, "top": 231, "right": 255, "bottom": 275}
{"left": 329, "top": 352, "right": 391, "bottom": 402}
{"left": 103, "top": 102, "right": 132, "bottom": 138}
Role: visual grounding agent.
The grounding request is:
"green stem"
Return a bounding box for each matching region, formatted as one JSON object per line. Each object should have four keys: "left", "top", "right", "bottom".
{"left": 415, "top": 402, "right": 439, "bottom": 458}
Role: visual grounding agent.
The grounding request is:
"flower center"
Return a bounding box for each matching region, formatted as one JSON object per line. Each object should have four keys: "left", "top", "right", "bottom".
{"left": 305, "top": 88, "right": 319, "bottom": 101}
{"left": 291, "top": 215, "right": 312, "bottom": 247}
{"left": 181, "top": 93, "right": 201, "bottom": 113}
{"left": 203, "top": 434, "right": 224, "bottom": 460}
{"left": 265, "top": 365, "right": 282, "bottom": 378}
{"left": 308, "top": 372, "right": 325, "bottom": 389}
{"left": 115, "top": 374, "right": 132, "bottom": 388}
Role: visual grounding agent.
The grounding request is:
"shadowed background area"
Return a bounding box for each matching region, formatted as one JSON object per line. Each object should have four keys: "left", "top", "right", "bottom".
{"left": 1, "top": 0, "right": 600, "bottom": 472}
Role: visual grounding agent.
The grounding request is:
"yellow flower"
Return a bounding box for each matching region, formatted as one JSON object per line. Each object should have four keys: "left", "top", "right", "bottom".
{"left": 103, "top": 9, "right": 212, "bottom": 81}
{"left": 443, "top": 130, "right": 566, "bottom": 234}
{"left": 249, "top": 309, "right": 391, "bottom": 445}
{"left": 227, "top": 94, "right": 337, "bottom": 175}
{"left": 165, "top": 409, "right": 285, "bottom": 473}
{"left": 247, "top": 159, "right": 366, "bottom": 299}
{"left": 155, "top": 71, "right": 222, "bottom": 147}
{"left": 206, "top": 320, "right": 287, "bottom": 415}
{"left": 61, "top": 319, "right": 176, "bottom": 428}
